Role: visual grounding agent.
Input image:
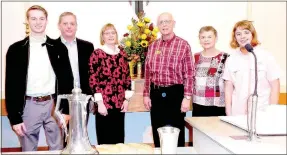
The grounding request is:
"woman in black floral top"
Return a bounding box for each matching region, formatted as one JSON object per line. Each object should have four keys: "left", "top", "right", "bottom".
{"left": 88, "top": 23, "right": 134, "bottom": 144}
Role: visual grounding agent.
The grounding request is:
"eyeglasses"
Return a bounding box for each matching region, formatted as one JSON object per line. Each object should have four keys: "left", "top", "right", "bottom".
{"left": 158, "top": 20, "right": 173, "bottom": 26}
{"left": 103, "top": 31, "right": 116, "bottom": 35}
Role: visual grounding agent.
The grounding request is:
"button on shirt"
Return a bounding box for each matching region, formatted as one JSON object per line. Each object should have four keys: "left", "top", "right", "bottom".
{"left": 61, "top": 37, "right": 80, "bottom": 87}
{"left": 143, "top": 35, "right": 195, "bottom": 97}
{"left": 26, "top": 35, "right": 56, "bottom": 96}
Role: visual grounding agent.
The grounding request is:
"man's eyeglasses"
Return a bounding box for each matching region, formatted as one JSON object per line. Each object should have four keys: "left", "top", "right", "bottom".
{"left": 159, "top": 20, "right": 173, "bottom": 26}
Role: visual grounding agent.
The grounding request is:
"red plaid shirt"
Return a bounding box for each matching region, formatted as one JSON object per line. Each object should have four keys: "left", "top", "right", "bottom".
{"left": 143, "top": 35, "right": 194, "bottom": 97}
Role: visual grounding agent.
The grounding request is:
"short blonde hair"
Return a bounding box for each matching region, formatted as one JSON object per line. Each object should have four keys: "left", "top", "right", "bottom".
{"left": 26, "top": 5, "right": 48, "bottom": 20}
{"left": 58, "top": 12, "right": 77, "bottom": 25}
{"left": 230, "top": 20, "right": 260, "bottom": 49}
{"left": 199, "top": 26, "right": 218, "bottom": 37}
{"left": 100, "top": 23, "right": 119, "bottom": 45}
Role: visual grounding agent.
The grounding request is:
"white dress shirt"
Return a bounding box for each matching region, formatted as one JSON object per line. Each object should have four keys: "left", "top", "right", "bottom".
{"left": 26, "top": 35, "right": 56, "bottom": 96}
{"left": 61, "top": 36, "right": 81, "bottom": 87}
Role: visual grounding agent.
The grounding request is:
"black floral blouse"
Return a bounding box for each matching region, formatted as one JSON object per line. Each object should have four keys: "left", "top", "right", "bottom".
{"left": 89, "top": 48, "right": 131, "bottom": 110}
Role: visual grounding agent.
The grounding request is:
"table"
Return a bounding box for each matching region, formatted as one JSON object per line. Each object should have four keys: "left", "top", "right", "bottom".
{"left": 185, "top": 117, "right": 286, "bottom": 154}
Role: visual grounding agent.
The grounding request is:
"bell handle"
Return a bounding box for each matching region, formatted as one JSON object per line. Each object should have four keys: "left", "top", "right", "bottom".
{"left": 85, "top": 95, "right": 92, "bottom": 111}
{"left": 90, "top": 95, "right": 97, "bottom": 106}
{"left": 54, "top": 95, "right": 69, "bottom": 141}
{"left": 85, "top": 95, "right": 92, "bottom": 104}
{"left": 54, "top": 95, "right": 68, "bottom": 113}
{"left": 81, "top": 95, "right": 92, "bottom": 117}
{"left": 55, "top": 111, "right": 69, "bottom": 142}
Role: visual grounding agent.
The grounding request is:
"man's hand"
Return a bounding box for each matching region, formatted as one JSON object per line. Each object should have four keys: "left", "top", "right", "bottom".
{"left": 58, "top": 114, "right": 70, "bottom": 128}
{"left": 62, "top": 114, "right": 70, "bottom": 125}
{"left": 143, "top": 97, "right": 151, "bottom": 110}
{"left": 12, "top": 123, "right": 26, "bottom": 136}
{"left": 121, "top": 100, "right": 129, "bottom": 112}
{"left": 97, "top": 101, "right": 108, "bottom": 116}
{"left": 181, "top": 98, "right": 191, "bottom": 113}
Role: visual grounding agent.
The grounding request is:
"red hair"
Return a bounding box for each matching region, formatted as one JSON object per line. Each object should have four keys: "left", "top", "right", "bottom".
{"left": 230, "top": 20, "right": 260, "bottom": 49}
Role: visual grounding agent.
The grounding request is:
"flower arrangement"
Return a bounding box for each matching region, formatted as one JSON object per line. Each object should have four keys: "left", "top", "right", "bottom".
{"left": 24, "top": 22, "right": 30, "bottom": 37}
{"left": 120, "top": 11, "right": 159, "bottom": 63}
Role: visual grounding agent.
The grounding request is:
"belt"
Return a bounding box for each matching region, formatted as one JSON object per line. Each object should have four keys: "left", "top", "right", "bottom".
{"left": 151, "top": 83, "right": 173, "bottom": 90}
{"left": 25, "top": 94, "right": 55, "bottom": 102}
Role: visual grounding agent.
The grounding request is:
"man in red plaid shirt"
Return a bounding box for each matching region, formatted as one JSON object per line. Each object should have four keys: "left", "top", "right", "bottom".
{"left": 143, "top": 12, "right": 194, "bottom": 147}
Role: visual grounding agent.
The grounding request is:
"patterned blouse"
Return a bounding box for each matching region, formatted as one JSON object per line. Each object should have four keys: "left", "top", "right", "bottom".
{"left": 193, "top": 52, "right": 229, "bottom": 107}
{"left": 89, "top": 48, "right": 131, "bottom": 110}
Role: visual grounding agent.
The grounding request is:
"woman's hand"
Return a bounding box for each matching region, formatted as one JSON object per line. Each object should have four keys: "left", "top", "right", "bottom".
{"left": 97, "top": 101, "right": 108, "bottom": 116}
{"left": 121, "top": 100, "right": 129, "bottom": 112}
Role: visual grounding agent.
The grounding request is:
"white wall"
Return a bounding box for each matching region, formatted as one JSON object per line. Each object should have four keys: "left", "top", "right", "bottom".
{"left": 1, "top": 2, "right": 286, "bottom": 97}
{"left": 144, "top": 2, "right": 248, "bottom": 54}
{"left": 1, "top": 2, "right": 27, "bottom": 98}
{"left": 144, "top": 2, "right": 286, "bottom": 91}
{"left": 250, "top": 2, "right": 286, "bottom": 91}
{"left": 23, "top": 2, "right": 135, "bottom": 47}
{"left": 1, "top": 2, "right": 136, "bottom": 98}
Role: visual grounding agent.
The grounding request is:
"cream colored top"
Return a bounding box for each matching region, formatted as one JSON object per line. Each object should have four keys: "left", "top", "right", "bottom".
{"left": 222, "top": 46, "right": 280, "bottom": 115}
{"left": 26, "top": 35, "right": 56, "bottom": 96}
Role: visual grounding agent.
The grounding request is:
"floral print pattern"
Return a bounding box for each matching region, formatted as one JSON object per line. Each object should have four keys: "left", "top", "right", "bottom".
{"left": 89, "top": 48, "right": 131, "bottom": 110}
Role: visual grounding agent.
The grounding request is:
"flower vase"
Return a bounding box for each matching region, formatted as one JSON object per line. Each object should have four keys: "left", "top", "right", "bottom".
{"left": 137, "top": 61, "right": 142, "bottom": 78}
{"left": 128, "top": 61, "right": 135, "bottom": 78}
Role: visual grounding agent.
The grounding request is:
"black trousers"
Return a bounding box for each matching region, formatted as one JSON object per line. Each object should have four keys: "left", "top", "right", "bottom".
{"left": 192, "top": 103, "right": 226, "bottom": 117}
{"left": 150, "top": 83, "right": 186, "bottom": 147}
{"left": 95, "top": 108, "right": 125, "bottom": 145}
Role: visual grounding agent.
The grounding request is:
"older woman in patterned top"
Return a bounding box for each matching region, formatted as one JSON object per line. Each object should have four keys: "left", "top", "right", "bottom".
{"left": 193, "top": 26, "right": 229, "bottom": 117}
{"left": 88, "top": 23, "right": 134, "bottom": 144}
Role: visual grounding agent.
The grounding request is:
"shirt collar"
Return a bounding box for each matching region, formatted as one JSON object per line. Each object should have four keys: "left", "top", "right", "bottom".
{"left": 29, "top": 35, "right": 47, "bottom": 44}
{"left": 60, "top": 36, "right": 77, "bottom": 44}
{"left": 100, "top": 44, "right": 120, "bottom": 55}
{"left": 236, "top": 45, "right": 260, "bottom": 56}
{"left": 160, "top": 33, "right": 176, "bottom": 44}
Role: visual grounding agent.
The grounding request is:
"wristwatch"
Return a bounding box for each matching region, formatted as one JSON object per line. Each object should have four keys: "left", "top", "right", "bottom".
{"left": 184, "top": 96, "right": 191, "bottom": 100}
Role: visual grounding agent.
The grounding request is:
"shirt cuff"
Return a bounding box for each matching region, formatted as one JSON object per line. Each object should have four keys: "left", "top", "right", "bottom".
{"left": 93, "top": 93, "right": 103, "bottom": 102}
{"left": 143, "top": 93, "right": 150, "bottom": 97}
{"left": 131, "top": 81, "right": 135, "bottom": 90}
{"left": 125, "top": 90, "right": 134, "bottom": 99}
{"left": 184, "top": 93, "right": 192, "bottom": 97}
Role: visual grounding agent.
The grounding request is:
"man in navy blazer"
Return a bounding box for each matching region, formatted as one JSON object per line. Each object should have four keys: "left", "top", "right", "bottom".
{"left": 56, "top": 11, "right": 94, "bottom": 147}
